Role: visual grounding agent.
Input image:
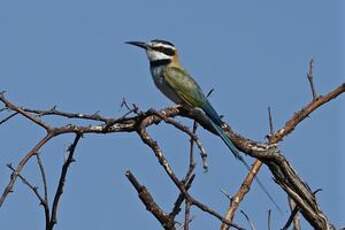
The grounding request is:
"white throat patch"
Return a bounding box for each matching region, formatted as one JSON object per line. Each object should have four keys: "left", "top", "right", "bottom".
{"left": 146, "top": 49, "right": 172, "bottom": 61}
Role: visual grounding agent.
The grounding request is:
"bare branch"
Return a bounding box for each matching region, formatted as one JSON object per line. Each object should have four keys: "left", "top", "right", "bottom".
{"left": 23, "top": 106, "right": 110, "bottom": 122}
{"left": 6, "top": 164, "right": 46, "bottom": 206}
{"left": 184, "top": 200, "right": 192, "bottom": 230}
{"left": 169, "top": 120, "right": 198, "bottom": 229}
{"left": 220, "top": 160, "right": 262, "bottom": 229}
{"left": 36, "top": 152, "right": 50, "bottom": 228}
{"left": 149, "top": 109, "right": 208, "bottom": 170}
{"left": 7, "top": 163, "right": 50, "bottom": 225}
{"left": 36, "top": 153, "right": 49, "bottom": 208}
{"left": 289, "top": 196, "right": 301, "bottom": 230}
{"left": 0, "top": 134, "right": 53, "bottom": 207}
{"left": 48, "top": 134, "right": 82, "bottom": 230}
{"left": 0, "top": 92, "right": 51, "bottom": 131}
{"left": 0, "top": 112, "right": 18, "bottom": 126}
{"left": 271, "top": 82, "right": 344, "bottom": 143}
{"left": 126, "top": 170, "right": 175, "bottom": 230}
{"left": 0, "top": 81, "right": 344, "bottom": 229}
{"left": 169, "top": 175, "right": 195, "bottom": 220}
{"left": 188, "top": 121, "right": 198, "bottom": 173}
{"left": 221, "top": 82, "right": 344, "bottom": 230}
{"left": 136, "top": 121, "right": 244, "bottom": 230}
{"left": 282, "top": 203, "right": 300, "bottom": 230}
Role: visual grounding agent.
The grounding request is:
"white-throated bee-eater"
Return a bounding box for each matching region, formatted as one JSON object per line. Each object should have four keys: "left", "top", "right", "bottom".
{"left": 126, "top": 39, "right": 244, "bottom": 162}
{"left": 126, "top": 39, "right": 281, "bottom": 211}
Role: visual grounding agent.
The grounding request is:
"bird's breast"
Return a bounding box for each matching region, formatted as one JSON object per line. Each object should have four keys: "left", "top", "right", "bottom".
{"left": 150, "top": 66, "right": 182, "bottom": 105}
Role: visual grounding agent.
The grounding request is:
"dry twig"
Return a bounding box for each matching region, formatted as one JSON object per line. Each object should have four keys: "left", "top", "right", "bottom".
{"left": 0, "top": 80, "right": 344, "bottom": 229}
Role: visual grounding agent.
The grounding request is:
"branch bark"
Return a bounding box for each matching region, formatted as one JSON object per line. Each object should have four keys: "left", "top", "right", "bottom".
{"left": 0, "top": 81, "right": 343, "bottom": 229}
{"left": 220, "top": 83, "right": 344, "bottom": 230}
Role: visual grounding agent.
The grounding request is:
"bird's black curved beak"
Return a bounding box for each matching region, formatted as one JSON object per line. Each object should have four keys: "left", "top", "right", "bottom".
{"left": 125, "top": 41, "right": 148, "bottom": 50}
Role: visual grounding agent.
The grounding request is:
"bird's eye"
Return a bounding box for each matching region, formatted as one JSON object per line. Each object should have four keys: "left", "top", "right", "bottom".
{"left": 152, "top": 46, "right": 175, "bottom": 56}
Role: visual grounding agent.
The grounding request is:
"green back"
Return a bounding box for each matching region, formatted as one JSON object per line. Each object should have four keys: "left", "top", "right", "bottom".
{"left": 163, "top": 66, "right": 206, "bottom": 108}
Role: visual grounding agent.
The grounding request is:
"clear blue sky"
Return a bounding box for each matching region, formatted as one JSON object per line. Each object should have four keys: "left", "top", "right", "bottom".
{"left": 0, "top": 1, "right": 344, "bottom": 229}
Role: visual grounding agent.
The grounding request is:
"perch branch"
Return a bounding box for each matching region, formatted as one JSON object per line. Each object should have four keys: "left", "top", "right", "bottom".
{"left": 136, "top": 120, "right": 243, "bottom": 230}
{"left": 221, "top": 82, "right": 344, "bottom": 229}
{"left": 0, "top": 81, "right": 343, "bottom": 229}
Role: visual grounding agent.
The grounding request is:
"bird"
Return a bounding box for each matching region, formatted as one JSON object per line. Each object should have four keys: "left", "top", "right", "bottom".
{"left": 125, "top": 39, "right": 281, "bottom": 211}
{"left": 125, "top": 39, "right": 243, "bottom": 161}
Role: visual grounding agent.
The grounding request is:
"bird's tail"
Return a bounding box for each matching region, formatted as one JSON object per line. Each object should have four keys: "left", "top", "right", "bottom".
{"left": 210, "top": 121, "right": 282, "bottom": 213}
{"left": 210, "top": 121, "right": 243, "bottom": 161}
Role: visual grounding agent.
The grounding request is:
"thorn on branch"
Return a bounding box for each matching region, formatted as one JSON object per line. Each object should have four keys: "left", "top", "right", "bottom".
{"left": 120, "top": 97, "right": 142, "bottom": 118}
{"left": 307, "top": 58, "right": 317, "bottom": 100}
{"left": 267, "top": 209, "right": 272, "bottom": 230}
{"left": 206, "top": 88, "right": 215, "bottom": 98}
{"left": 313, "top": 188, "right": 323, "bottom": 195}
{"left": 38, "top": 105, "right": 57, "bottom": 117}
{"left": 268, "top": 106, "right": 274, "bottom": 135}
{"left": 220, "top": 189, "right": 232, "bottom": 201}
{"left": 240, "top": 210, "right": 256, "bottom": 230}
{"left": 265, "top": 106, "right": 275, "bottom": 141}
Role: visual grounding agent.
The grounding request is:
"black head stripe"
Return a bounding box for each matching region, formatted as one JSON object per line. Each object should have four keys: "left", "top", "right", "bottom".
{"left": 152, "top": 46, "right": 175, "bottom": 56}
{"left": 151, "top": 39, "right": 175, "bottom": 47}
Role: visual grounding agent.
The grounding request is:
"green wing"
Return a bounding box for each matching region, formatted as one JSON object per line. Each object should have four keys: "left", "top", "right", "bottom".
{"left": 163, "top": 66, "right": 206, "bottom": 108}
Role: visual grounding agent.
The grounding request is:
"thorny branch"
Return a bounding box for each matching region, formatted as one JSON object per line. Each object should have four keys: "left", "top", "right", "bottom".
{"left": 48, "top": 134, "right": 82, "bottom": 230}
{"left": 136, "top": 118, "right": 244, "bottom": 229}
{"left": 221, "top": 79, "right": 344, "bottom": 229}
{"left": 0, "top": 133, "right": 53, "bottom": 207}
{"left": 126, "top": 170, "right": 175, "bottom": 230}
{"left": 0, "top": 79, "right": 344, "bottom": 229}
{"left": 148, "top": 109, "right": 208, "bottom": 170}
{"left": 7, "top": 163, "right": 49, "bottom": 216}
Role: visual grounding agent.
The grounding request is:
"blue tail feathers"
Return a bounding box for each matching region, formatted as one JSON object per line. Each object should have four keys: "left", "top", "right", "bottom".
{"left": 205, "top": 112, "right": 283, "bottom": 213}
{"left": 210, "top": 121, "right": 244, "bottom": 162}
{"left": 201, "top": 101, "right": 244, "bottom": 161}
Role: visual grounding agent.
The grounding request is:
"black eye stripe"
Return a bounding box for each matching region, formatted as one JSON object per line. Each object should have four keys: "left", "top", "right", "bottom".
{"left": 152, "top": 46, "right": 175, "bottom": 56}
